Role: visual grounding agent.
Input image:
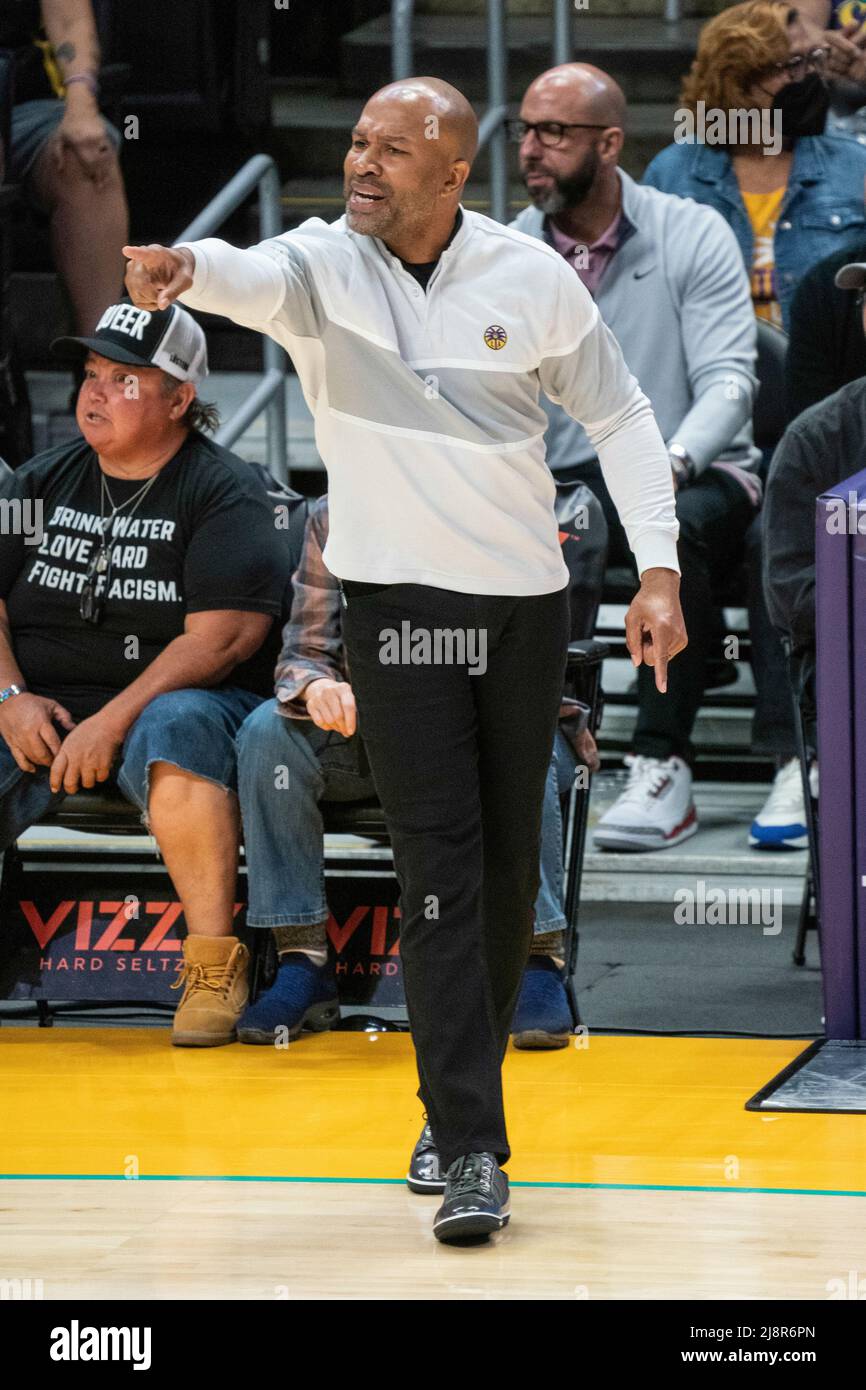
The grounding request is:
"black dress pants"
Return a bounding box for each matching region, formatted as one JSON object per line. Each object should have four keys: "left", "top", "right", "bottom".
{"left": 340, "top": 578, "right": 570, "bottom": 1171}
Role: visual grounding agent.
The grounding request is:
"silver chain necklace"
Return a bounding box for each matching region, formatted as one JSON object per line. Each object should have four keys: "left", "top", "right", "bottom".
{"left": 97, "top": 468, "right": 160, "bottom": 551}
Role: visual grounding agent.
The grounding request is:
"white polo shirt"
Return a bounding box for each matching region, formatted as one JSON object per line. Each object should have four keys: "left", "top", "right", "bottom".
{"left": 179, "top": 207, "right": 678, "bottom": 595}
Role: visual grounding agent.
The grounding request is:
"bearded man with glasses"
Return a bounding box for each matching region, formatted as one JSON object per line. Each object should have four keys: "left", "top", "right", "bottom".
{"left": 645, "top": 2, "right": 866, "bottom": 848}
{"left": 511, "top": 62, "right": 763, "bottom": 854}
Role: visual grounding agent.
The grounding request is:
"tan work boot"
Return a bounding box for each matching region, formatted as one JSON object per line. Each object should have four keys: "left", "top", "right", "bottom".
{"left": 171, "top": 934, "right": 250, "bottom": 1047}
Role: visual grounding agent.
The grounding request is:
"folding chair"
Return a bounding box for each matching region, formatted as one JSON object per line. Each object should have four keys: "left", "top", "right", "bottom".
{"left": 782, "top": 638, "right": 819, "bottom": 968}
{"left": 560, "top": 638, "right": 608, "bottom": 1026}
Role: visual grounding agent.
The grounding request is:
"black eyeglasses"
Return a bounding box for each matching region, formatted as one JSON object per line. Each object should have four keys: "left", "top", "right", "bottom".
{"left": 507, "top": 119, "right": 608, "bottom": 148}
{"left": 766, "top": 45, "right": 830, "bottom": 81}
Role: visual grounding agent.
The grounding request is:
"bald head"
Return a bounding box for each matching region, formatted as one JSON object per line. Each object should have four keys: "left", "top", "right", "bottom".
{"left": 364, "top": 77, "right": 479, "bottom": 163}
{"left": 518, "top": 63, "right": 625, "bottom": 221}
{"left": 524, "top": 64, "right": 626, "bottom": 131}
{"left": 343, "top": 76, "right": 477, "bottom": 258}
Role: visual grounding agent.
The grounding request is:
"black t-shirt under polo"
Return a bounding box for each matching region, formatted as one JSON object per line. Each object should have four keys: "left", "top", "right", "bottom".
{"left": 397, "top": 208, "right": 464, "bottom": 290}
{"left": 0, "top": 432, "right": 292, "bottom": 721}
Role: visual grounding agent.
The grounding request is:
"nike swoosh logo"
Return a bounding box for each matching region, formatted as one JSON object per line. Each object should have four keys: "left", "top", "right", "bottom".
{"left": 633, "top": 267, "right": 654, "bottom": 279}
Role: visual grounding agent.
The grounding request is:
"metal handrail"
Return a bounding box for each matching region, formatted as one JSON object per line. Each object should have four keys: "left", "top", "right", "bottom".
{"left": 392, "top": 0, "right": 415, "bottom": 78}
{"left": 175, "top": 154, "right": 288, "bottom": 483}
{"left": 553, "top": 0, "right": 571, "bottom": 67}
{"left": 485, "top": 0, "right": 508, "bottom": 225}
{"left": 390, "top": 0, "right": 594, "bottom": 225}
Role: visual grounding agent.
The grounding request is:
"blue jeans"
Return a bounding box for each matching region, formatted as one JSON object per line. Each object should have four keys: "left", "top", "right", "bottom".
{"left": 236, "top": 700, "right": 378, "bottom": 928}
{"left": 236, "top": 700, "right": 576, "bottom": 935}
{"left": 536, "top": 730, "right": 578, "bottom": 934}
{"left": 0, "top": 686, "right": 263, "bottom": 850}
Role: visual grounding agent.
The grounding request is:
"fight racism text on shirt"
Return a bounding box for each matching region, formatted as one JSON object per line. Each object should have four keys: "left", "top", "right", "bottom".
{"left": 0, "top": 432, "right": 292, "bottom": 721}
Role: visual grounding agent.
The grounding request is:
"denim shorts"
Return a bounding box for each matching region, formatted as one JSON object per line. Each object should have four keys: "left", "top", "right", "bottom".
{"left": 10, "top": 98, "right": 121, "bottom": 192}
{"left": 114, "top": 687, "right": 265, "bottom": 813}
{"left": 0, "top": 686, "right": 264, "bottom": 849}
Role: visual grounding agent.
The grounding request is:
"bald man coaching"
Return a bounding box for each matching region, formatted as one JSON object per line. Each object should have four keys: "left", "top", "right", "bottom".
{"left": 124, "top": 77, "right": 686, "bottom": 1245}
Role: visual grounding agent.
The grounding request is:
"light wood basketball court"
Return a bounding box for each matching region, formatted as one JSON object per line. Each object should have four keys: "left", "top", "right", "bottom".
{"left": 2, "top": 1029, "right": 865, "bottom": 1300}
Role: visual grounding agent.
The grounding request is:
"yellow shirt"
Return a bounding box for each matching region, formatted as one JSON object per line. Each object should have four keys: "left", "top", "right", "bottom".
{"left": 742, "top": 186, "right": 786, "bottom": 329}
{"left": 835, "top": 2, "right": 866, "bottom": 27}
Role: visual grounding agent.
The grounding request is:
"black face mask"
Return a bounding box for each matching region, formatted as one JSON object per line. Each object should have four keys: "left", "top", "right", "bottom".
{"left": 775, "top": 72, "right": 831, "bottom": 139}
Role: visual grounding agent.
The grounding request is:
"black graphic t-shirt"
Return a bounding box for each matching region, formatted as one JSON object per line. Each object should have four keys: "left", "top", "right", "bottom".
{"left": 0, "top": 432, "right": 292, "bottom": 721}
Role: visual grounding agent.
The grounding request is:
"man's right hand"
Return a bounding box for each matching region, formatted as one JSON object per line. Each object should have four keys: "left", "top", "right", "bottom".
{"left": 122, "top": 244, "right": 195, "bottom": 311}
{"left": 825, "top": 22, "right": 866, "bottom": 81}
{"left": 0, "top": 694, "right": 75, "bottom": 773}
{"left": 302, "top": 678, "right": 357, "bottom": 738}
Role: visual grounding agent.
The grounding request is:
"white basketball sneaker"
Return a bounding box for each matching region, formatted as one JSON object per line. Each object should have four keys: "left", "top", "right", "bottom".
{"left": 593, "top": 754, "right": 698, "bottom": 852}
{"left": 749, "top": 757, "right": 814, "bottom": 850}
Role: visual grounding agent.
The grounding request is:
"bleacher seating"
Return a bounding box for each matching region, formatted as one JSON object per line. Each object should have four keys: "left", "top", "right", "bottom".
{"left": 0, "top": 443, "right": 607, "bottom": 1020}
{"left": 595, "top": 321, "right": 790, "bottom": 751}
{"left": 0, "top": 635, "right": 606, "bottom": 1022}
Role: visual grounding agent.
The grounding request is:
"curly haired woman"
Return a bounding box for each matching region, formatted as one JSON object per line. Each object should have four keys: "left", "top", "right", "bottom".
{"left": 644, "top": 1, "right": 866, "bottom": 329}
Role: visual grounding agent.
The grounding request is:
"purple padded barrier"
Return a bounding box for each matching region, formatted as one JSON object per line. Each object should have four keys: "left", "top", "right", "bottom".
{"left": 816, "top": 470, "right": 866, "bottom": 1039}
{"left": 854, "top": 519, "right": 866, "bottom": 1035}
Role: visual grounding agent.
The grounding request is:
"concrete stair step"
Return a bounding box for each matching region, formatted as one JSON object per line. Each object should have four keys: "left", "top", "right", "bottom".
{"left": 415, "top": 1, "right": 719, "bottom": 14}
{"left": 271, "top": 81, "right": 674, "bottom": 182}
{"left": 340, "top": 13, "right": 700, "bottom": 102}
{"left": 599, "top": 703, "right": 760, "bottom": 761}
{"left": 582, "top": 779, "right": 809, "bottom": 905}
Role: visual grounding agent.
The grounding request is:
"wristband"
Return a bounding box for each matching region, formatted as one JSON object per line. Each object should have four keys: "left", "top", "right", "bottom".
{"left": 0, "top": 684, "right": 24, "bottom": 705}
{"left": 65, "top": 73, "right": 99, "bottom": 98}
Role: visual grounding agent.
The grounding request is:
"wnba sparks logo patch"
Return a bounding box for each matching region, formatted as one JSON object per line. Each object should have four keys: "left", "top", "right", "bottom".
{"left": 484, "top": 324, "right": 507, "bottom": 351}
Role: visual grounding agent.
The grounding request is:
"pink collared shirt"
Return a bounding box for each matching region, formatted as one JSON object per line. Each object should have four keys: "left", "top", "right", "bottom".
{"left": 548, "top": 210, "right": 622, "bottom": 297}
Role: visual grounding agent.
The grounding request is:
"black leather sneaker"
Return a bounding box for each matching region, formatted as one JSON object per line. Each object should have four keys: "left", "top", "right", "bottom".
{"left": 432, "top": 1152, "right": 510, "bottom": 1242}
{"left": 406, "top": 1121, "right": 446, "bottom": 1194}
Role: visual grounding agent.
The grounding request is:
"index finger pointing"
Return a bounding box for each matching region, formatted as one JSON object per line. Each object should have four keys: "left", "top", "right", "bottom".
{"left": 654, "top": 643, "right": 669, "bottom": 694}
{"left": 121, "top": 244, "right": 169, "bottom": 264}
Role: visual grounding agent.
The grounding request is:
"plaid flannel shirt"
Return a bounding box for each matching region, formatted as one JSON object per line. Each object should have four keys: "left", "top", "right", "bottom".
{"left": 274, "top": 496, "right": 347, "bottom": 718}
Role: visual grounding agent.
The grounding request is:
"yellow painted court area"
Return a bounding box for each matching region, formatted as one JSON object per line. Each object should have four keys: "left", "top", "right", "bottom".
{"left": 4, "top": 1031, "right": 866, "bottom": 1299}
{"left": 2, "top": 1030, "right": 865, "bottom": 1194}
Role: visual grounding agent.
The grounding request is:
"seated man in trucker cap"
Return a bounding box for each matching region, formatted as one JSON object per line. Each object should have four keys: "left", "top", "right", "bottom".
{"left": 0, "top": 298, "right": 291, "bottom": 1046}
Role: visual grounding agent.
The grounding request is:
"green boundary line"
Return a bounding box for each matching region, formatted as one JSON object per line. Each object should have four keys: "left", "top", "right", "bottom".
{"left": 1, "top": 1174, "right": 864, "bottom": 1197}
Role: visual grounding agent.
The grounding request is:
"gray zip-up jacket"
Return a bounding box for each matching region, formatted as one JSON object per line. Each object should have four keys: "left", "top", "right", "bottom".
{"left": 511, "top": 170, "right": 761, "bottom": 477}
